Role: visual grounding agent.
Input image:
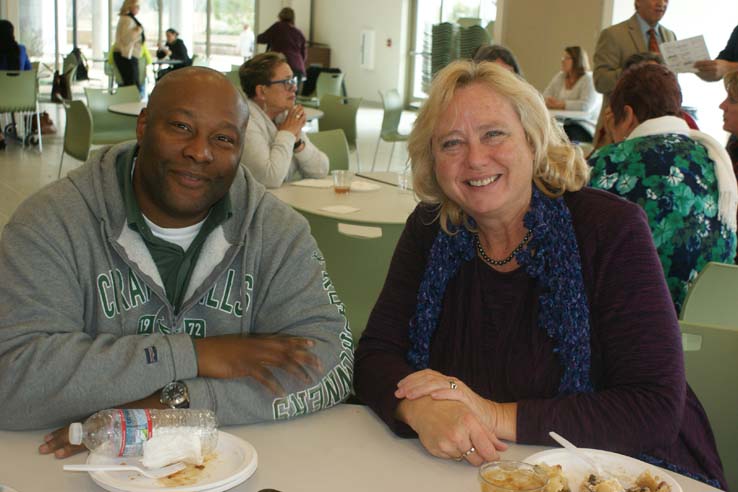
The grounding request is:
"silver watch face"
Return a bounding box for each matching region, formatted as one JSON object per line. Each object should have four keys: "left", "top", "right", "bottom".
{"left": 161, "top": 381, "right": 189, "bottom": 408}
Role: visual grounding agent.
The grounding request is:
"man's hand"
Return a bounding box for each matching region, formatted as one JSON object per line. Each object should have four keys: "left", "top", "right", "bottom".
{"left": 38, "top": 393, "right": 166, "bottom": 459}
{"left": 194, "top": 334, "right": 321, "bottom": 395}
{"left": 694, "top": 59, "right": 738, "bottom": 82}
{"left": 39, "top": 425, "right": 84, "bottom": 458}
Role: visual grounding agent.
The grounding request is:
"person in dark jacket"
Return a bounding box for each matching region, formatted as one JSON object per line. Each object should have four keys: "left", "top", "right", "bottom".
{"left": 156, "top": 28, "right": 191, "bottom": 80}
{"left": 256, "top": 8, "right": 307, "bottom": 86}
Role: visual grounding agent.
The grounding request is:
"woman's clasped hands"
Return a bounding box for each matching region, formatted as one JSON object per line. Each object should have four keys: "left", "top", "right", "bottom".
{"left": 395, "top": 369, "right": 511, "bottom": 465}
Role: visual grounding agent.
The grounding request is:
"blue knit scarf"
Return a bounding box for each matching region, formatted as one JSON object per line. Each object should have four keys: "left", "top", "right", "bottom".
{"left": 406, "top": 186, "right": 594, "bottom": 395}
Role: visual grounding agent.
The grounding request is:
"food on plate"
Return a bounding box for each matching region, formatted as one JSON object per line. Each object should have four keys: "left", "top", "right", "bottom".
{"left": 533, "top": 463, "right": 571, "bottom": 492}
{"left": 581, "top": 471, "right": 672, "bottom": 492}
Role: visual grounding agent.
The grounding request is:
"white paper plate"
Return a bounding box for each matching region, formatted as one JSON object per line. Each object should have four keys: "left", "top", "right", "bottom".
{"left": 524, "top": 448, "right": 682, "bottom": 492}
{"left": 86, "top": 431, "right": 257, "bottom": 492}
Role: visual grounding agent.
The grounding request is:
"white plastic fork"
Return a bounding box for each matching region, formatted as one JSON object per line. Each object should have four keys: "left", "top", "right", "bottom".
{"left": 63, "top": 461, "right": 186, "bottom": 479}
{"left": 548, "top": 431, "right": 623, "bottom": 487}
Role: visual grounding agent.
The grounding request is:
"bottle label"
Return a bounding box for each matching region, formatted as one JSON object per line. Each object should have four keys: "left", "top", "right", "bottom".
{"left": 117, "top": 409, "right": 153, "bottom": 457}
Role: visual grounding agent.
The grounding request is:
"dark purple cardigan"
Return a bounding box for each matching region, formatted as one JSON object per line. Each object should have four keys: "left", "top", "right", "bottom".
{"left": 354, "top": 187, "right": 726, "bottom": 489}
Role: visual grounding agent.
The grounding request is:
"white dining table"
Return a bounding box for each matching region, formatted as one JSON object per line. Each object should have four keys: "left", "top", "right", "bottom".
{"left": 108, "top": 101, "right": 147, "bottom": 117}
{"left": 0, "top": 404, "right": 720, "bottom": 492}
{"left": 107, "top": 102, "right": 322, "bottom": 122}
{"left": 549, "top": 109, "right": 592, "bottom": 121}
{"left": 269, "top": 176, "right": 417, "bottom": 225}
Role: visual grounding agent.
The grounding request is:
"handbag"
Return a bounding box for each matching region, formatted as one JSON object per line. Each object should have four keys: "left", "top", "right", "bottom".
{"left": 51, "top": 70, "right": 71, "bottom": 102}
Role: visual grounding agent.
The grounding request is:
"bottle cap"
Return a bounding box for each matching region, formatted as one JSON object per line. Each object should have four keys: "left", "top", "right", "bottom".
{"left": 68, "top": 422, "right": 83, "bottom": 445}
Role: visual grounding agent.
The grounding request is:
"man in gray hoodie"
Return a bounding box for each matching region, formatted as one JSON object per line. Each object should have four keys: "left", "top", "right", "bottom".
{"left": 0, "top": 67, "right": 353, "bottom": 456}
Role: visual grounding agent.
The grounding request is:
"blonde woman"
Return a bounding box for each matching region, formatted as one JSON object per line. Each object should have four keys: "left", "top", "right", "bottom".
{"left": 113, "top": 0, "right": 145, "bottom": 95}
{"left": 353, "top": 60, "right": 726, "bottom": 490}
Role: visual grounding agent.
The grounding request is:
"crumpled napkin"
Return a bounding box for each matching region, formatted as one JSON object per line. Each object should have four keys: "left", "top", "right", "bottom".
{"left": 141, "top": 431, "right": 203, "bottom": 469}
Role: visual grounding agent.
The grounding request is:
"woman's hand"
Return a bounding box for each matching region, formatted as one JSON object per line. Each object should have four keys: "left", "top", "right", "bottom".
{"left": 545, "top": 96, "right": 565, "bottom": 110}
{"left": 278, "top": 104, "right": 307, "bottom": 138}
{"left": 396, "top": 397, "right": 507, "bottom": 465}
{"left": 396, "top": 369, "right": 517, "bottom": 441}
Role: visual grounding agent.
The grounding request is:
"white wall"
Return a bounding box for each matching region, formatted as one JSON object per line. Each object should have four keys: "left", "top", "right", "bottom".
{"left": 311, "top": 0, "right": 410, "bottom": 103}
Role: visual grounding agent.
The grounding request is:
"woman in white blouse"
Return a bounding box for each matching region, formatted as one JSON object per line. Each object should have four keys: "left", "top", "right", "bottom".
{"left": 238, "top": 52, "right": 328, "bottom": 188}
{"left": 543, "top": 46, "right": 600, "bottom": 142}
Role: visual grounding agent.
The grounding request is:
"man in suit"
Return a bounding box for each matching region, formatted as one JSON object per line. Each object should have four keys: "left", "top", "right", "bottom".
{"left": 592, "top": 0, "right": 676, "bottom": 147}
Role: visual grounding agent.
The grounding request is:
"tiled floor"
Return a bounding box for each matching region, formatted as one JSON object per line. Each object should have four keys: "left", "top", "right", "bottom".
{"left": 0, "top": 81, "right": 415, "bottom": 231}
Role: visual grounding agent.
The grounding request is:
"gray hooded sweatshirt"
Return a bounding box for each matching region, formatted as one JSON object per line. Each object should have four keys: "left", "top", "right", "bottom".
{"left": 0, "top": 142, "right": 353, "bottom": 430}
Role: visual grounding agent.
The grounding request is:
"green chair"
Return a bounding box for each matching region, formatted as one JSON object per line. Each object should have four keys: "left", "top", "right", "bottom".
{"left": 307, "top": 129, "right": 350, "bottom": 172}
{"left": 372, "top": 89, "right": 409, "bottom": 171}
{"left": 223, "top": 69, "right": 246, "bottom": 100}
{"left": 298, "top": 210, "right": 403, "bottom": 343}
{"left": 298, "top": 72, "right": 344, "bottom": 108}
{"left": 58, "top": 100, "right": 93, "bottom": 178}
{"left": 318, "top": 95, "right": 362, "bottom": 170}
{"left": 84, "top": 86, "right": 139, "bottom": 144}
{"left": 191, "top": 54, "right": 206, "bottom": 67}
{"left": 680, "top": 321, "right": 738, "bottom": 491}
{"left": 0, "top": 70, "right": 43, "bottom": 151}
{"left": 680, "top": 262, "right": 738, "bottom": 327}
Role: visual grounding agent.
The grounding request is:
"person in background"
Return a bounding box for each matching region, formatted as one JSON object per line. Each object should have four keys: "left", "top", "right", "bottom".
{"left": 0, "top": 19, "right": 32, "bottom": 150}
{"left": 0, "top": 67, "right": 352, "bottom": 450}
{"left": 353, "top": 59, "right": 727, "bottom": 490}
{"left": 589, "top": 63, "right": 737, "bottom": 312}
{"left": 257, "top": 8, "right": 307, "bottom": 88}
{"left": 156, "top": 28, "right": 191, "bottom": 80}
{"left": 238, "top": 52, "right": 328, "bottom": 188}
{"left": 623, "top": 52, "right": 699, "bottom": 129}
{"left": 472, "top": 44, "right": 522, "bottom": 76}
{"left": 543, "top": 46, "right": 600, "bottom": 142}
{"left": 694, "top": 25, "right": 738, "bottom": 82}
{"left": 720, "top": 71, "right": 738, "bottom": 172}
{"left": 113, "top": 0, "right": 145, "bottom": 96}
{"left": 239, "top": 23, "right": 255, "bottom": 61}
{"left": 592, "top": 0, "right": 676, "bottom": 148}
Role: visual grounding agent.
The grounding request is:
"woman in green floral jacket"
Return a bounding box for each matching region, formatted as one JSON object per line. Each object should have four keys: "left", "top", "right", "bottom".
{"left": 589, "top": 63, "right": 737, "bottom": 313}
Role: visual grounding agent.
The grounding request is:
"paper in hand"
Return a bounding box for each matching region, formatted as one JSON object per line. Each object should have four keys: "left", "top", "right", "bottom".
{"left": 659, "top": 35, "right": 710, "bottom": 73}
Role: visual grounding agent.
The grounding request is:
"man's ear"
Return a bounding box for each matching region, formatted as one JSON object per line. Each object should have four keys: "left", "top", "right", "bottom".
{"left": 136, "top": 108, "right": 147, "bottom": 143}
{"left": 622, "top": 105, "right": 640, "bottom": 134}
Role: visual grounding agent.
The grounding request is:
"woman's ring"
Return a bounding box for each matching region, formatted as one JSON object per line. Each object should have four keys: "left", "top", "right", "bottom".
{"left": 454, "top": 446, "right": 476, "bottom": 461}
{"left": 449, "top": 380, "right": 458, "bottom": 390}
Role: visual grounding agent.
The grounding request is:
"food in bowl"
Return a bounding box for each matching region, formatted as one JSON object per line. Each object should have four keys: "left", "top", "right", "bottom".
{"left": 479, "top": 461, "right": 549, "bottom": 492}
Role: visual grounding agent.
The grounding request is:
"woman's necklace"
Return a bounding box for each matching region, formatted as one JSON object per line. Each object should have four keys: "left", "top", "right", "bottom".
{"left": 475, "top": 229, "right": 532, "bottom": 266}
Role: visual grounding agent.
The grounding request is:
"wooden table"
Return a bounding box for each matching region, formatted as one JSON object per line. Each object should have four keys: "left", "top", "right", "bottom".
{"left": 0, "top": 404, "right": 720, "bottom": 492}
{"left": 269, "top": 176, "right": 417, "bottom": 225}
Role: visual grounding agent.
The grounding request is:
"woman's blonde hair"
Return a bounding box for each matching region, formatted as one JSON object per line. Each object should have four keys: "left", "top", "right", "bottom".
{"left": 409, "top": 59, "right": 590, "bottom": 233}
{"left": 725, "top": 71, "right": 738, "bottom": 100}
{"left": 119, "top": 0, "right": 139, "bottom": 15}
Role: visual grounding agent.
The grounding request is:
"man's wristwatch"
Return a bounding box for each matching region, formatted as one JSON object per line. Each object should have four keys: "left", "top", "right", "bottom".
{"left": 160, "top": 381, "right": 190, "bottom": 408}
{"left": 293, "top": 138, "right": 303, "bottom": 151}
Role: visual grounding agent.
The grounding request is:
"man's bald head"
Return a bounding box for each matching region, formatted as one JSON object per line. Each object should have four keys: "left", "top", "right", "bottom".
{"left": 147, "top": 67, "right": 249, "bottom": 127}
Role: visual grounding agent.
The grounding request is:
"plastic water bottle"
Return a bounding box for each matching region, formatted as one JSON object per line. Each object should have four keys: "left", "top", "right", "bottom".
{"left": 68, "top": 409, "right": 218, "bottom": 457}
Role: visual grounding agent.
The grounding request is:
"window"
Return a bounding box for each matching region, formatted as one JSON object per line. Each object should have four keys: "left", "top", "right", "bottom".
{"left": 612, "top": 0, "right": 736, "bottom": 143}
{"left": 408, "top": 0, "right": 498, "bottom": 102}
